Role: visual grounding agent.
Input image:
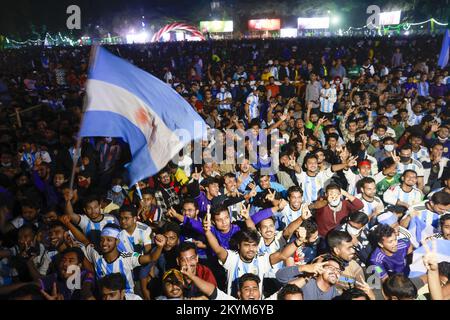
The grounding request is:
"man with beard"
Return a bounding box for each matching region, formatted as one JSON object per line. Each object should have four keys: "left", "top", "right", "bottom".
{"left": 325, "top": 230, "right": 365, "bottom": 291}
{"left": 315, "top": 184, "right": 364, "bottom": 237}
{"left": 176, "top": 242, "right": 217, "bottom": 299}
{"left": 203, "top": 219, "right": 299, "bottom": 297}
{"left": 384, "top": 170, "right": 423, "bottom": 208}
{"left": 81, "top": 224, "right": 166, "bottom": 294}
{"left": 369, "top": 224, "right": 412, "bottom": 281}
{"left": 427, "top": 214, "right": 450, "bottom": 240}
{"left": 65, "top": 193, "right": 118, "bottom": 249}
{"left": 154, "top": 168, "right": 181, "bottom": 217}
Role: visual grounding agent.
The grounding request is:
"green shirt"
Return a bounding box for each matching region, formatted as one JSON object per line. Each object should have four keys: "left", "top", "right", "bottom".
{"left": 376, "top": 174, "right": 401, "bottom": 198}
{"left": 305, "top": 121, "right": 323, "bottom": 131}
{"left": 348, "top": 65, "right": 361, "bottom": 78}
{"left": 390, "top": 124, "right": 405, "bottom": 141}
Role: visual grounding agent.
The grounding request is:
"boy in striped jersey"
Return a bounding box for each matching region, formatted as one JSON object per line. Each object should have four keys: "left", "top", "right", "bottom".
{"left": 383, "top": 170, "right": 423, "bottom": 209}
{"left": 81, "top": 224, "right": 166, "bottom": 294}
{"left": 203, "top": 219, "right": 300, "bottom": 298}
{"left": 396, "top": 144, "right": 425, "bottom": 191}
{"left": 117, "top": 205, "right": 152, "bottom": 254}
{"left": 296, "top": 154, "right": 357, "bottom": 205}
{"left": 356, "top": 177, "right": 385, "bottom": 222}
{"left": 319, "top": 81, "right": 337, "bottom": 119}
{"left": 409, "top": 134, "right": 429, "bottom": 161}
{"left": 65, "top": 193, "right": 118, "bottom": 250}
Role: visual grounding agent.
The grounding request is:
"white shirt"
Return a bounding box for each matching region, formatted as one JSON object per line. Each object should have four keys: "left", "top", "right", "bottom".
{"left": 296, "top": 168, "right": 334, "bottom": 204}
{"left": 397, "top": 159, "right": 424, "bottom": 177}
{"left": 356, "top": 194, "right": 385, "bottom": 217}
{"left": 320, "top": 88, "right": 337, "bottom": 113}
{"left": 383, "top": 185, "right": 423, "bottom": 207}
{"left": 78, "top": 214, "right": 118, "bottom": 237}
{"left": 246, "top": 93, "right": 260, "bottom": 120}
{"left": 82, "top": 244, "right": 141, "bottom": 294}
{"left": 221, "top": 250, "right": 272, "bottom": 297}
{"left": 118, "top": 222, "right": 152, "bottom": 254}
{"left": 257, "top": 231, "right": 286, "bottom": 278}
{"left": 216, "top": 91, "right": 232, "bottom": 110}
{"left": 412, "top": 147, "right": 429, "bottom": 162}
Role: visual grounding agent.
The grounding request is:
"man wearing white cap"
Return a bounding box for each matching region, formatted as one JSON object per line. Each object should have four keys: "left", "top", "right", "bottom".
{"left": 81, "top": 224, "right": 167, "bottom": 294}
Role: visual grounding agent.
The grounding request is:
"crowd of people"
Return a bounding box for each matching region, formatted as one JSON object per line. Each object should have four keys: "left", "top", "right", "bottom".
{"left": 0, "top": 35, "right": 449, "bottom": 301}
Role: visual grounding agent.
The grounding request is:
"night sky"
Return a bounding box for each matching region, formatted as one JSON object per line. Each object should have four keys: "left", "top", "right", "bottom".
{"left": 0, "top": 0, "right": 447, "bottom": 38}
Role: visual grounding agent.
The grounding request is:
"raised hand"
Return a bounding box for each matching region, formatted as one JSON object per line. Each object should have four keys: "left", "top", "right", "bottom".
{"left": 154, "top": 234, "right": 167, "bottom": 248}
{"left": 421, "top": 239, "right": 439, "bottom": 272}
{"left": 355, "top": 278, "right": 376, "bottom": 300}
{"left": 239, "top": 203, "right": 251, "bottom": 220}
{"left": 300, "top": 203, "right": 312, "bottom": 220}
{"left": 277, "top": 199, "right": 288, "bottom": 211}
{"left": 390, "top": 150, "right": 400, "bottom": 164}
{"left": 41, "top": 282, "right": 64, "bottom": 301}
{"left": 191, "top": 167, "right": 203, "bottom": 181}
{"left": 58, "top": 215, "right": 71, "bottom": 226}
{"left": 430, "top": 122, "right": 440, "bottom": 133}
{"left": 346, "top": 155, "right": 358, "bottom": 168}
{"left": 265, "top": 189, "right": 276, "bottom": 203}
{"left": 301, "top": 262, "right": 327, "bottom": 276}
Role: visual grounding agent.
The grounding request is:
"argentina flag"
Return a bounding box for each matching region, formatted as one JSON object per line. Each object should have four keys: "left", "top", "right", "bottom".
{"left": 79, "top": 47, "right": 207, "bottom": 185}
{"left": 409, "top": 239, "right": 450, "bottom": 278}
{"left": 438, "top": 29, "right": 450, "bottom": 69}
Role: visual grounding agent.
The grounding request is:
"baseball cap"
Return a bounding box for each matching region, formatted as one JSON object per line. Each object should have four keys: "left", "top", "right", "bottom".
{"left": 358, "top": 160, "right": 372, "bottom": 168}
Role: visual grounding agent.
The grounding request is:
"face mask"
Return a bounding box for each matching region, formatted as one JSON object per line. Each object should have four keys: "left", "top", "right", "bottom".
{"left": 384, "top": 144, "right": 394, "bottom": 152}
{"left": 220, "top": 88, "right": 225, "bottom": 93}
{"left": 230, "top": 83, "right": 235, "bottom": 88}
{"left": 112, "top": 185, "right": 122, "bottom": 193}
{"left": 328, "top": 198, "right": 341, "bottom": 207}
{"left": 347, "top": 224, "right": 362, "bottom": 236}
{"left": 1, "top": 162, "right": 11, "bottom": 167}
{"left": 400, "top": 156, "right": 410, "bottom": 163}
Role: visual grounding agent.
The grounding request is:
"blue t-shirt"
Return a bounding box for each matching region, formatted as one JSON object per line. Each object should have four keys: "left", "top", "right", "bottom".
{"left": 369, "top": 238, "right": 410, "bottom": 279}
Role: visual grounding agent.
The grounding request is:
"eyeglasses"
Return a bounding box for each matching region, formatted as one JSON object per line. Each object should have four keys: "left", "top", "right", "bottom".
{"left": 324, "top": 265, "right": 342, "bottom": 273}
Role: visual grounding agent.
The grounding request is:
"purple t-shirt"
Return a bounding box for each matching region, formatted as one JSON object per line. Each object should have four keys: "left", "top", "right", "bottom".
{"left": 369, "top": 238, "right": 410, "bottom": 279}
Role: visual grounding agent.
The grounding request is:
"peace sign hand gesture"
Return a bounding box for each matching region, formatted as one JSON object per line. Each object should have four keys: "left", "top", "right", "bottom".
{"left": 300, "top": 203, "right": 312, "bottom": 220}
{"left": 265, "top": 189, "right": 276, "bottom": 203}
{"left": 239, "top": 203, "right": 251, "bottom": 220}
{"left": 41, "top": 283, "right": 64, "bottom": 301}
{"left": 421, "top": 239, "right": 439, "bottom": 272}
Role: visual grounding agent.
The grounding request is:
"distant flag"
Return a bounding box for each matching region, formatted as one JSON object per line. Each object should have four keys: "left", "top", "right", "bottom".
{"left": 79, "top": 47, "right": 207, "bottom": 185}
{"left": 409, "top": 239, "right": 450, "bottom": 278}
{"left": 438, "top": 29, "right": 450, "bottom": 69}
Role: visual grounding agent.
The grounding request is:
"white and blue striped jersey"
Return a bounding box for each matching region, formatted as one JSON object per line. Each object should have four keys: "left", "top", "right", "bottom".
{"left": 221, "top": 250, "right": 272, "bottom": 297}
{"left": 82, "top": 244, "right": 141, "bottom": 294}
{"left": 78, "top": 214, "right": 118, "bottom": 237}
{"left": 216, "top": 91, "right": 232, "bottom": 111}
{"left": 296, "top": 168, "right": 334, "bottom": 204}
{"left": 274, "top": 205, "right": 301, "bottom": 230}
{"left": 356, "top": 194, "right": 385, "bottom": 217}
{"left": 117, "top": 222, "right": 152, "bottom": 254}
{"left": 383, "top": 185, "right": 423, "bottom": 207}
{"left": 258, "top": 231, "right": 286, "bottom": 278}
{"left": 320, "top": 88, "right": 337, "bottom": 113}
{"left": 396, "top": 159, "right": 424, "bottom": 177}
{"left": 246, "top": 93, "right": 260, "bottom": 120}
{"left": 412, "top": 147, "right": 429, "bottom": 162}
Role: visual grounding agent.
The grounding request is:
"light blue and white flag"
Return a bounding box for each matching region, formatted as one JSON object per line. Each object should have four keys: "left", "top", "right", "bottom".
{"left": 79, "top": 47, "right": 207, "bottom": 185}
{"left": 407, "top": 210, "right": 440, "bottom": 248}
{"left": 438, "top": 29, "right": 450, "bottom": 69}
{"left": 409, "top": 239, "right": 450, "bottom": 278}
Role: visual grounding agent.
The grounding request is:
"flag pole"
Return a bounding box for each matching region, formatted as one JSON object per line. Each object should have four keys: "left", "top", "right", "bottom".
{"left": 68, "top": 44, "right": 100, "bottom": 192}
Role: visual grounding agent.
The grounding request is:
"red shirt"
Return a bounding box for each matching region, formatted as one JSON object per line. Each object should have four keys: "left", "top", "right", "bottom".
{"left": 196, "top": 264, "right": 217, "bottom": 286}
{"left": 315, "top": 198, "right": 364, "bottom": 237}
